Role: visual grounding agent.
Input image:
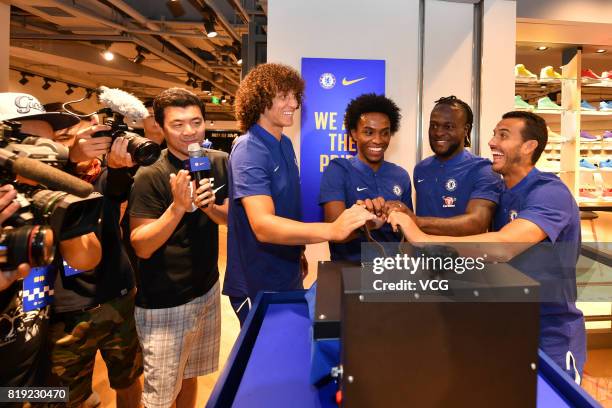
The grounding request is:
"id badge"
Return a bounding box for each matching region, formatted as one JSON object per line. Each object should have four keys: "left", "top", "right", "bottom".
{"left": 22, "top": 265, "right": 55, "bottom": 312}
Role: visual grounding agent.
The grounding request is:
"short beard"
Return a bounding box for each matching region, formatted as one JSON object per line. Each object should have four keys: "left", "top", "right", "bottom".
{"left": 431, "top": 140, "right": 462, "bottom": 159}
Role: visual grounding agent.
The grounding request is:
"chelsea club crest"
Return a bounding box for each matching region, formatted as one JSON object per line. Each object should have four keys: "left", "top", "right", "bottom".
{"left": 319, "top": 73, "right": 336, "bottom": 89}
{"left": 445, "top": 178, "right": 457, "bottom": 192}
{"left": 393, "top": 185, "right": 402, "bottom": 197}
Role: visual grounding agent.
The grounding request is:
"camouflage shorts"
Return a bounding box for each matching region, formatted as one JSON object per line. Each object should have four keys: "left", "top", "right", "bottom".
{"left": 45, "top": 292, "right": 143, "bottom": 407}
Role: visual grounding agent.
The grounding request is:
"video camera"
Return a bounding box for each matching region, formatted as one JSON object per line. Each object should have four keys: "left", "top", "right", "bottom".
{"left": 0, "top": 120, "right": 103, "bottom": 269}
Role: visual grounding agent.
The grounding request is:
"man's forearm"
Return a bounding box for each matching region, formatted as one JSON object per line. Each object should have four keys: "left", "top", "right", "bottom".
{"left": 251, "top": 214, "right": 333, "bottom": 245}
{"left": 416, "top": 214, "right": 489, "bottom": 236}
{"left": 130, "top": 203, "right": 185, "bottom": 258}
{"left": 202, "top": 200, "right": 228, "bottom": 225}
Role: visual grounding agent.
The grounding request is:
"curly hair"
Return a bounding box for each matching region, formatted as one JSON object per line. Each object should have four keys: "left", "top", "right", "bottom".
{"left": 344, "top": 93, "right": 401, "bottom": 135}
{"left": 153, "top": 87, "right": 204, "bottom": 127}
{"left": 235, "top": 63, "right": 305, "bottom": 133}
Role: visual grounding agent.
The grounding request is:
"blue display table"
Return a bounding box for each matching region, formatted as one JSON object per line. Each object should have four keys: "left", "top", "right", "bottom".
{"left": 208, "top": 291, "right": 600, "bottom": 408}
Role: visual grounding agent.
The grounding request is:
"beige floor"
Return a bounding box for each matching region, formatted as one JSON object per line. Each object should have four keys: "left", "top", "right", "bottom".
{"left": 91, "top": 215, "right": 611, "bottom": 407}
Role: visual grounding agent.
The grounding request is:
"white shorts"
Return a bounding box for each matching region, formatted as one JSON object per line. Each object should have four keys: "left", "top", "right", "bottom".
{"left": 134, "top": 281, "right": 220, "bottom": 408}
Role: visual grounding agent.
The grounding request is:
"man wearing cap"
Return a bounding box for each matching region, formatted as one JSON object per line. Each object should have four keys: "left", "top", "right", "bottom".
{"left": 0, "top": 92, "right": 104, "bottom": 404}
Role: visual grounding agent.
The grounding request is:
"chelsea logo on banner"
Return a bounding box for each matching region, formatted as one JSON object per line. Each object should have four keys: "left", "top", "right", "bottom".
{"left": 319, "top": 73, "right": 336, "bottom": 89}
{"left": 445, "top": 178, "right": 457, "bottom": 192}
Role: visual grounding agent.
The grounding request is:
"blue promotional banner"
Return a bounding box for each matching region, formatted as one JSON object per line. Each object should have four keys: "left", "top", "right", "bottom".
{"left": 300, "top": 58, "right": 385, "bottom": 222}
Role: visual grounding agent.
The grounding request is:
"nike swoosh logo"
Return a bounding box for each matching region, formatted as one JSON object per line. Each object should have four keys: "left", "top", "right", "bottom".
{"left": 356, "top": 187, "right": 368, "bottom": 191}
{"left": 417, "top": 179, "right": 424, "bottom": 183}
{"left": 273, "top": 165, "right": 280, "bottom": 172}
{"left": 342, "top": 77, "right": 366, "bottom": 86}
{"left": 213, "top": 184, "right": 225, "bottom": 194}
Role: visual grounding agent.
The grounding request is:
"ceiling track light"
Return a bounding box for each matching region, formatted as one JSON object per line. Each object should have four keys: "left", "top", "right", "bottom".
{"left": 166, "top": 0, "right": 186, "bottom": 18}
{"left": 192, "top": 79, "right": 199, "bottom": 89}
{"left": 201, "top": 80, "right": 213, "bottom": 93}
{"left": 42, "top": 78, "right": 55, "bottom": 90}
{"left": 204, "top": 18, "right": 217, "bottom": 38}
{"left": 185, "top": 75, "right": 194, "bottom": 86}
{"left": 19, "top": 72, "right": 29, "bottom": 85}
{"left": 65, "top": 84, "right": 75, "bottom": 95}
{"left": 221, "top": 94, "right": 227, "bottom": 103}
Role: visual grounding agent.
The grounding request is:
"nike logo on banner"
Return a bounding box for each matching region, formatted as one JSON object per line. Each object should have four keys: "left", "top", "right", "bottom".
{"left": 417, "top": 179, "right": 424, "bottom": 183}
{"left": 356, "top": 187, "right": 368, "bottom": 191}
{"left": 273, "top": 165, "right": 280, "bottom": 172}
{"left": 342, "top": 77, "right": 366, "bottom": 86}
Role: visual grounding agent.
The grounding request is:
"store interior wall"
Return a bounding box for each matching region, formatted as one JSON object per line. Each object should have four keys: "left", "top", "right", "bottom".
{"left": 516, "top": 0, "right": 612, "bottom": 24}
{"left": 0, "top": 2, "right": 9, "bottom": 91}
{"left": 268, "top": 0, "right": 517, "bottom": 266}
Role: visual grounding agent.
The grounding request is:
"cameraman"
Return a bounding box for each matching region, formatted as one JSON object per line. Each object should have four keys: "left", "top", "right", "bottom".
{"left": 45, "top": 106, "right": 144, "bottom": 407}
{"left": 0, "top": 184, "right": 50, "bottom": 407}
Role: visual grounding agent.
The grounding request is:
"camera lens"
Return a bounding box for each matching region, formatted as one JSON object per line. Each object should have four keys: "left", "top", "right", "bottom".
{"left": 0, "top": 225, "right": 55, "bottom": 268}
{"left": 126, "top": 134, "right": 161, "bottom": 166}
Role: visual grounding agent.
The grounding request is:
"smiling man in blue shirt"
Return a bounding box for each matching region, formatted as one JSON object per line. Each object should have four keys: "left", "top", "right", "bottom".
{"left": 319, "top": 93, "right": 412, "bottom": 262}
{"left": 225, "top": 63, "right": 374, "bottom": 325}
{"left": 413, "top": 96, "right": 503, "bottom": 235}
{"left": 389, "top": 111, "right": 586, "bottom": 382}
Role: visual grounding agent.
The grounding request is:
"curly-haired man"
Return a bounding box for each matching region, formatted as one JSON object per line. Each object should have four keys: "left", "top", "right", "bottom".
{"left": 225, "top": 63, "right": 374, "bottom": 325}
{"left": 318, "top": 93, "right": 413, "bottom": 262}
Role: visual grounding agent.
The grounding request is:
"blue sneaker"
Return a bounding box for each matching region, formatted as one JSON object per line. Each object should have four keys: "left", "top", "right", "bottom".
{"left": 580, "top": 158, "right": 597, "bottom": 171}
{"left": 600, "top": 101, "right": 612, "bottom": 112}
{"left": 600, "top": 159, "right": 612, "bottom": 171}
{"left": 581, "top": 100, "right": 597, "bottom": 111}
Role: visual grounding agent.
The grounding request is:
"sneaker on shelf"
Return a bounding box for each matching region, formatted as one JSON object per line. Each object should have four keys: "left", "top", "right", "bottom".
{"left": 581, "top": 69, "right": 601, "bottom": 81}
{"left": 579, "top": 158, "right": 598, "bottom": 171}
{"left": 600, "top": 159, "right": 612, "bottom": 171}
{"left": 580, "top": 100, "right": 597, "bottom": 111}
{"left": 603, "top": 130, "right": 612, "bottom": 143}
{"left": 537, "top": 96, "right": 562, "bottom": 111}
{"left": 600, "top": 101, "right": 612, "bottom": 111}
{"left": 579, "top": 185, "right": 599, "bottom": 200}
{"left": 514, "top": 95, "right": 534, "bottom": 111}
{"left": 515, "top": 64, "right": 537, "bottom": 81}
{"left": 602, "top": 71, "right": 612, "bottom": 80}
{"left": 547, "top": 127, "right": 565, "bottom": 143}
{"left": 580, "top": 131, "right": 601, "bottom": 143}
{"left": 537, "top": 160, "right": 561, "bottom": 173}
{"left": 540, "top": 66, "right": 563, "bottom": 82}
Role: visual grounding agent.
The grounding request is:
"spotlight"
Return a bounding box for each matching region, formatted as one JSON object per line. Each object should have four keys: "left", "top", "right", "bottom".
{"left": 185, "top": 75, "right": 194, "bottom": 86}
{"left": 18, "top": 72, "right": 29, "bottom": 85}
{"left": 65, "top": 84, "right": 74, "bottom": 95}
{"left": 536, "top": 46, "right": 548, "bottom": 51}
{"left": 41, "top": 78, "right": 55, "bottom": 90}
{"left": 102, "top": 47, "right": 114, "bottom": 61}
{"left": 221, "top": 94, "right": 227, "bottom": 103}
{"left": 166, "top": 0, "right": 185, "bottom": 18}
{"left": 237, "top": 58, "right": 243, "bottom": 66}
{"left": 596, "top": 49, "right": 607, "bottom": 54}
{"left": 192, "top": 79, "right": 199, "bottom": 89}
{"left": 204, "top": 18, "right": 217, "bottom": 38}
{"left": 201, "top": 80, "right": 213, "bottom": 93}
{"left": 133, "top": 52, "right": 145, "bottom": 64}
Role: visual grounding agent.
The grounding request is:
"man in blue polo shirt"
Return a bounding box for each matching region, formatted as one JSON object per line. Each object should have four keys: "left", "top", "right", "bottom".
{"left": 225, "top": 63, "right": 374, "bottom": 325}
{"left": 388, "top": 111, "right": 586, "bottom": 382}
{"left": 319, "top": 93, "right": 412, "bottom": 262}
{"left": 412, "top": 96, "right": 502, "bottom": 235}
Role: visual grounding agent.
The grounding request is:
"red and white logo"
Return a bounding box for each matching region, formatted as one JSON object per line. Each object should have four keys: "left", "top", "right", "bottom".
{"left": 442, "top": 196, "right": 456, "bottom": 208}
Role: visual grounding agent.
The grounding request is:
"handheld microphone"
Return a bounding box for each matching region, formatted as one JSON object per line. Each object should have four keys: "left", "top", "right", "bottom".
{"left": 188, "top": 143, "right": 212, "bottom": 208}
{"left": 0, "top": 149, "right": 94, "bottom": 197}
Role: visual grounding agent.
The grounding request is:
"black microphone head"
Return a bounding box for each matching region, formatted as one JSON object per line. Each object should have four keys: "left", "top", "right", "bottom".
{"left": 12, "top": 157, "right": 94, "bottom": 197}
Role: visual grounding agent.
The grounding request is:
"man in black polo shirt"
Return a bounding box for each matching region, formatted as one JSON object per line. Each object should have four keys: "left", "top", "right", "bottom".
{"left": 129, "top": 87, "right": 228, "bottom": 408}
